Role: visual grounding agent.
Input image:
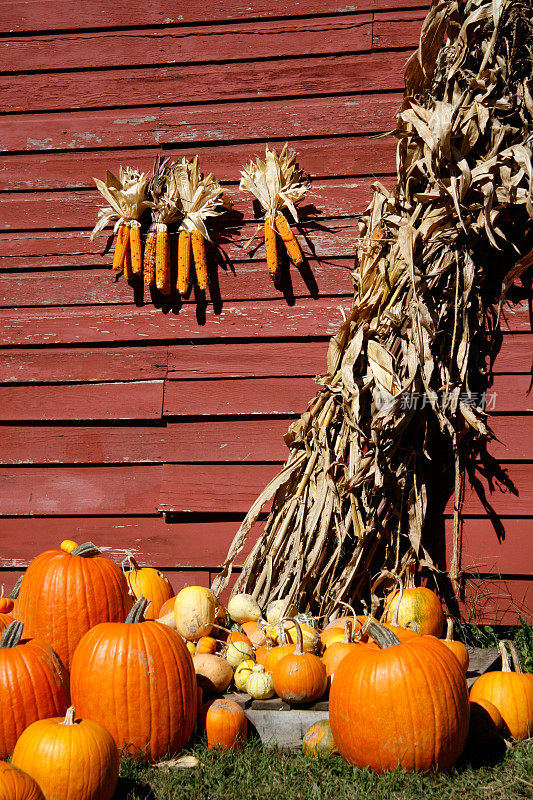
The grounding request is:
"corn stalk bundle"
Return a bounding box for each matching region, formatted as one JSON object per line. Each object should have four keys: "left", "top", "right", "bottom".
{"left": 212, "top": 0, "right": 533, "bottom": 618}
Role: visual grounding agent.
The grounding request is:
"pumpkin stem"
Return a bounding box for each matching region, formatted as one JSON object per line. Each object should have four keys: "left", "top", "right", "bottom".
{"left": 9, "top": 575, "right": 23, "bottom": 599}
{"left": 445, "top": 617, "right": 454, "bottom": 642}
{"left": 405, "top": 620, "right": 420, "bottom": 633}
{"left": 342, "top": 619, "right": 353, "bottom": 643}
{"left": 126, "top": 596, "right": 150, "bottom": 623}
{"left": 122, "top": 552, "right": 141, "bottom": 573}
{"left": 0, "top": 620, "right": 24, "bottom": 649}
{"left": 367, "top": 620, "right": 402, "bottom": 649}
{"left": 499, "top": 639, "right": 523, "bottom": 674}
{"left": 70, "top": 542, "right": 100, "bottom": 558}
{"left": 280, "top": 616, "right": 304, "bottom": 656}
{"left": 59, "top": 706, "right": 77, "bottom": 726}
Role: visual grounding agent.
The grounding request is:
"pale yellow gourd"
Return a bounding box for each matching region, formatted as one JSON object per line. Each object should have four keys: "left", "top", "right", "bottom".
{"left": 234, "top": 659, "right": 255, "bottom": 692}
{"left": 174, "top": 586, "right": 216, "bottom": 641}
{"left": 226, "top": 640, "right": 254, "bottom": 668}
{"left": 266, "top": 599, "right": 298, "bottom": 625}
{"left": 246, "top": 664, "right": 275, "bottom": 700}
{"left": 227, "top": 594, "right": 262, "bottom": 624}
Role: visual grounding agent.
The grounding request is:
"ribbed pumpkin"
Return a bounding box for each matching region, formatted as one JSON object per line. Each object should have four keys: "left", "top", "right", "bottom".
{"left": 302, "top": 720, "right": 338, "bottom": 758}
{"left": 383, "top": 576, "right": 444, "bottom": 637}
{"left": 174, "top": 586, "right": 216, "bottom": 640}
{"left": 195, "top": 636, "right": 218, "bottom": 655}
{"left": 203, "top": 699, "right": 247, "bottom": 750}
{"left": 122, "top": 553, "right": 174, "bottom": 620}
{"left": 272, "top": 618, "right": 327, "bottom": 704}
{"left": 0, "top": 621, "right": 69, "bottom": 760}
{"left": 330, "top": 621, "right": 469, "bottom": 772}
{"left": 14, "top": 542, "right": 132, "bottom": 669}
{"left": 442, "top": 617, "right": 469, "bottom": 672}
{"left": 0, "top": 761, "right": 44, "bottom": 800}
{"left": 469, "top": 640, "right": 533, "bottom": 740}
{"left": 70, "top": 598, "right": 197, "bottom": 761}
{"left": 12, "top": 706, "right": 119, "bottom": 800}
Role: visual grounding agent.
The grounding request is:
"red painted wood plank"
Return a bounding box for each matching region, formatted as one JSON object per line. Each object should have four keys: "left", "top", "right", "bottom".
{"left": 460, "top": 578, "right": 531, "bottom": 625}
{"left": 0, "top": 517, "right": 261, "bottom": 568}
{"left": 0, "top": 298, "right": 355, "bottom": 345}
{"left": 0, "top": 420, "right": 292, "bottom": 464}
{"left": 0, "top": 465, "right": 162, "bottom": 515}
{"left": 0, "top": 15, "right": 374, "bottom": 73}
{"left": 0, "top": 381, "right": 164, "bottom": 421}
{"left": 158, "top": 463, "right": 281, "bottom": 513}
{"left": 0, "top": 1, "right": 428, "bottom": 34}
{"left": 445, "top": 518, "right": 532, "bottom": 576}
{"left": 167, "top": 341, "right": 329, "bottom": 378}
{"left": 0, "top": 137, "right": 397, "bottom": 192}
{"left": 1, "top": 51, "right": 410, "bottom": 115}
{"left": 164, "top": 377, "right": 324, "bottom": 417}
{"left": 444, "top": 463, "right": 533, "bottom": 517}
{"left": 0, "top": 219, "right": 362, "bottom": 267}
{"left": 0, "top": 260, "right": 354, "bottom": 307}
{"left": 372, "top": 9, "right": 425, "bottom": 49}
{"left": 0, "top": 179, "right": 387, "bottom": 232}
{"left": 489, "top": 415, "right": 533, "bottom": 461}
{"left": 0, "top": 94, "right": 402, "bottom": 153}
{"left": 0, "top": 346, "right": 168, "bottom": 383}
{"left": 488, "top": 374, "right": 533, "bottom": 413}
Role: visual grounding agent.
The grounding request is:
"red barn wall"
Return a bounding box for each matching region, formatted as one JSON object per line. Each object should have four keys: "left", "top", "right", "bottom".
{"left": 0, "top": 1, "right": 530, "bottom": 623}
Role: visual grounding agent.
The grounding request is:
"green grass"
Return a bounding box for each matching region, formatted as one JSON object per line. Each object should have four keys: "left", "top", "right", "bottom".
{"left": 454, "top": 617, "right": 533, "bottom": 673}
{"left": 116, "top": 738, "right": 533, "bottom": 800}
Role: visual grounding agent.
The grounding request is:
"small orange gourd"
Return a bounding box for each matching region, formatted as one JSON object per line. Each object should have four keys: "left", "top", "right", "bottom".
{"left": 272, "top": 618, "right": 327, "bottom": 704}
{"left": 122, "top": 553, "right": 174, "bottom": 620}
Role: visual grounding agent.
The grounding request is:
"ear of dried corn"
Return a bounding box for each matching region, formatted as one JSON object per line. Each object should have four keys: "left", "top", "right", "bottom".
{"left": 213, "top": 0, "right": 533, "bottom": 618}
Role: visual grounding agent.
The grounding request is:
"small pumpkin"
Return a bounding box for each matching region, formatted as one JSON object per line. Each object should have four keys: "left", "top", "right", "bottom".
{"left": 71, "top": 598, "right": 197, "bottom": 762}
{"left": 255, "top": 632, "right": 276, "bottom": 668}
{"left": 265, "top": 599, "right": 298, "bottom": 625}
{"left": 246, "top": 664, "right": 275, "bottom": 700}
{"left": 0, "top": 621, "right": 69, "bottom": 760}
{"left": 226, "top": 640, "right": 254, "bottom": 668}
{"left": 227, "top": 593, "right": 261, "bottom": 624}
{"left": 204, "top": 699, "right": 247, "bottom": 750}
{"left": 383, "top": 575, "right": 444, "bottom": 637}
{"left": 195, "top": 636, "right": 218, "bottom": 655}
{"left": 442, "top": 617, "right": 469, "bottom": 673}
{"left": 322, "top": 619, "right": 360, "bottom": 683}
{"left": 174, "top": 585, "right": 216, "bottom": 641}
{"left": 158, "top": 595, "right": 177, "bottom": 618}
{"left": 302, "top": 719, "right": 338, "bottom": 758}
{"left": 193, "top": 653, "right": 233, "bottom": 695}
{"left": 0, "top": 585, "right": 14, "bottom": 615}
{"left": 329, "top": 620, "right": 469, "bottom": 772}
{"left": 0, "top": 761, "right": 44, "bottom": 800}
{"left": 122, "top": 553, "right": 174, "bottom": 620}
{"left": 272, "top": 618, "right": 327, "bottom": 704}
{"left": 234, "top": 659, "right": 256, "bottom": 692}
{"left": 469, "top": 640, "right": 533, "bottom": 740}
{"left": 12, "top": 706, "right": 119, "bottom": 800}
{"left": 468, "top": 699, "right": 504, "bottom": 746}
{"left": 264, "top": 621, "right": 296, "bottom": 675}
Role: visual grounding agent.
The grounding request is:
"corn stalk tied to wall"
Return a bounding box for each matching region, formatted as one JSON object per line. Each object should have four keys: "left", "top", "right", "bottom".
{"left": 212, "top": 0, "right": 533, "bottom": 619}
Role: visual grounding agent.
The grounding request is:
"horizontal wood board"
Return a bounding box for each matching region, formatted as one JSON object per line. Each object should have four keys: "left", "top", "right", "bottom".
{"left": 0, "top": 0, "right": 530, "bottom": 623}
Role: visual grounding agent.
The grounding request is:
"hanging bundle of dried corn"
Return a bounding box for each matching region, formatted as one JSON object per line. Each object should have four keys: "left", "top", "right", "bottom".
{"left": 90, "top": 167, "right": 153, "bottom": 279}
{"left": 174, "top": 156, "right": 231, "bottom": 295}
{"left": 212, "top": 0, "right": 533, "bottom": 618}
{"left": 240, "top": 144, "right": 309, "bottom": 279}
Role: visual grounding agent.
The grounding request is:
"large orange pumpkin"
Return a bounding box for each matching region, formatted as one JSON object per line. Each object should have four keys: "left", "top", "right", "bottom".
{"left": 12, "top": 706, "right": 119, "bottom": 800}
{"left": 70, "top": 597, "right": 197, "bottom": 761}
{"left": 469, "top": 640, "right": 533, "bottom": 740}
{"left": 0, "top": 621, "right": 69, "bottom": 760}
{"left": 122, "top": 553, "right": 174, "bottom": 620}
{"left": 0, "top": 761, "right": 44, "bottom": 800}
{"left": 329, "top": 621, "right": 469, "bottom": 772}
{"left": 15, "top": 542, "right": 132, "bottom": 669}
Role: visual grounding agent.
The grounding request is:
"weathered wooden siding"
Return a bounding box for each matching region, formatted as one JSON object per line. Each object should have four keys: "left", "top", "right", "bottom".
{"left": 0, "top": 0, "right": 530, "bottom": 622}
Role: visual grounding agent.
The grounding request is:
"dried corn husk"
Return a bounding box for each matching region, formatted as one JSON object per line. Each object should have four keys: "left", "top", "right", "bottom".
{"left": 90, "top": 166, "right": 153, "bottom": 239}
{"left": 175, "top": 156, "right": 231, "bottom": 239}
{"left": 213, "top": 0, "right": 533, "bottom": 619}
